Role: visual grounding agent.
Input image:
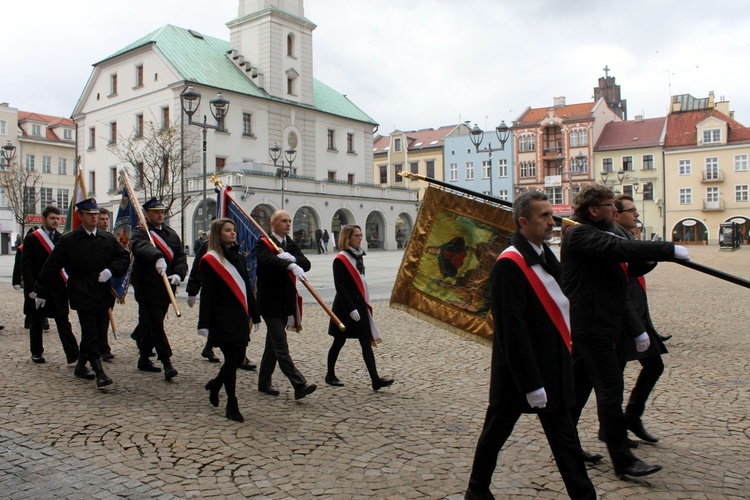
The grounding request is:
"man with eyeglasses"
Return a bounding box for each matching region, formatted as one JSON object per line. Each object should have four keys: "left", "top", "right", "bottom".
{"left": 561, "top": 184, "right": 689, "bottom": 480}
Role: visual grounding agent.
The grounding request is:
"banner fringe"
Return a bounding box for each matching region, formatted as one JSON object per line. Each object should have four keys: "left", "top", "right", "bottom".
{"left": 389, "top": 302, "right": 492, "bottom": 348}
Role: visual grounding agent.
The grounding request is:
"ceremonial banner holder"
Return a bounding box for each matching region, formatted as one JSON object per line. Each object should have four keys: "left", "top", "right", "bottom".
{"left": 120, "top": 170, "right": 182, "bottom": 317}
{"left": 212, "top": 176, "right": 345, "bottom": 331}
{"left": 401, "top": 172, "right": 750, "bottom": 290}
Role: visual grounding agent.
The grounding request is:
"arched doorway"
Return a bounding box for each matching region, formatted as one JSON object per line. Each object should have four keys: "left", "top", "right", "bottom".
{"left": 193, "top": 198, "right": 216, "bottom": 238}
{"left": 292, "top": 206, "right": 320, "bottom": 251}
{"left": 251, "top": 204, "right": 274, "bottom": 235}
{"left": 365, "top": 211, "right": 386, "bottom": 250}
{"left": 331, "top": 208, "right": 354, "bottom": 251}
{"left": 395, "top": 212, "right": 413, "bottom": 249}
{"left": 671, "top": 218, "right": 709, "bottom": 244}
{"left": 723, "top": 216, "right": 750, "bottom": 245}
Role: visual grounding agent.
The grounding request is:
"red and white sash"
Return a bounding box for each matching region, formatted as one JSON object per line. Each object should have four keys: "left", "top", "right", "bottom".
{"left": 150, "top": 230, "right": 174, "bottom": 263}
{"left": 33, "top": 228, "right": 68, "bottom": 283}
{"left": 260, "top": 237, "right": 303, "bottom": 331}
{"left": 620, "top": 263, "right": 647, "bottom": 292}
{"left": 201, "top": 251, "right": 248, "bottom": 316}
{"left": 336, "top": 252, "right": 381, "bottom": 345}
{"left": 498, "top": 247, "right": 571, "bottom": 353}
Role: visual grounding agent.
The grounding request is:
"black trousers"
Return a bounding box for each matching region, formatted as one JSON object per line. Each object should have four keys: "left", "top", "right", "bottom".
{"left": 76, "top": 309, "right": 108, "bottom": 362}
{"left": 136, "top": 302, "right": 172, "bottom": 361}
{"left": 99, "top": 309, "right": 112, "bottom": 356}
{"left": 571, "top": 335, "right": 636, "bottom": 470}
{"left": 624, "top": 355, "right": 664, "bottom": 419}
{"left": 29, "top": 310, "right": 78, "bottom": 361}
{"left": 468, "top": 404, "right": 596, "bottom": 499}
{"left": 327, "top": 336, "right": 379, "bottom": 381}
{"left": 214, "top": 343, "right": 246, "bottom": 400}
{"left": 258, "top": 315, "right": 306, "bottom": 389}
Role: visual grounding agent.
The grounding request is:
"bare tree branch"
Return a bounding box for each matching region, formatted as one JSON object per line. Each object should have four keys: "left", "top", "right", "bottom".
{"left": 0, "top": 161, "right": 43, "bottom": 236}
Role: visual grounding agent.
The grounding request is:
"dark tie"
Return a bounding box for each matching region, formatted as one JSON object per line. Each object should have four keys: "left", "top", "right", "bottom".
{"left": 280, "top": 239, "right": 286, "bottom": 250}
{"left": 49, "top": 231, "right": 55, "bottom": 241}
{"left": 89, "top": 233, "right": 95, "bottom": 240}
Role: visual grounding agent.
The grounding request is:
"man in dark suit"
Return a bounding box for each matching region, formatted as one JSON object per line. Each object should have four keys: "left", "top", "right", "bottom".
{"left": 256, "top": 210, "right": 317, "bottom": 400}
{"left": 130, "top": 198, "right": 187, "bottom": 380}
{"left": 465, "top": 191, "right": 596, "bottom": 500}
{"left": 34, "top": 198, "right": 129, "bottom": 388}
{"left": 22, "top": 205, "right": 79, "bottom": 365}
{"left": 315, "top": 226, "right": 323, "bottom": 254}
{"left": 562, "top": 184, "right": 688, "bottom": 479}
{"left": 96, "top": 207, "right": 115, "bottom": 361}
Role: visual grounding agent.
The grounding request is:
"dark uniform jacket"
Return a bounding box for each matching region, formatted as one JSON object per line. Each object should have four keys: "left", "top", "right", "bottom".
{"left": 36, "top": 227, "right": 130, "bottom": 311}
{"left": 22, "top": 229, "right": 68, "bottom": 318}
{"left": 328, "top": 251, "right": 372, "bottom": 340}
{"left": 256, "top": 235, "right": 310, "bottom": 317}
{"left": 130, "top": 223, "right": 187, "bottom": 305}
{"left": 561, "top": 218, "right": 675, "bottom": 340}
{"left": 489, "top": 231, "right": 573, "bottom": 414}
{"left": 197, "top": 244, "right": 260, "bottom": 345}
{"left": 185, "top": 240, "right": 207, "bottom": 297}
{"left": 12, "top": 245, "right": 23, "bottom": 288}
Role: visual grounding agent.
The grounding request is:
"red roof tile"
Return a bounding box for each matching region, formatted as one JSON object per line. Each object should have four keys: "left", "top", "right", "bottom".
{"left": 595, "top": 117, "right": 666, "bottom": 151}
{"left": 516, "top": 102, "right": 597, "bottom": 125}
{"left": 664, "top": 109, "right": 750, "bottom": 149}
{"left": 373, "top": 125, "right": 459, "bottom": 154}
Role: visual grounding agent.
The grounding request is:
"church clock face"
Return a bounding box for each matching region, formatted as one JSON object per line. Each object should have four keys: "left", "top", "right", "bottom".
{"left": 287, "top": 131, "right": 298, "bottom": 148}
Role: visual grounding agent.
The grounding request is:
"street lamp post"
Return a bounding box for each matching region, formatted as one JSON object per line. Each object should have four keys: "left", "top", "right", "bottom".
{"left": 469, "top": 121, "right": 511, "bottom": 197}
{"left": 633, "top": 179, "right": 645, "bottom": 239}
{"left": 269, "top": 142, "right": 297, "bottom": 210}
{"left": 179, "top": 85, "right": 230, "bottom": 234}
{"left": 1, "top": 140, "right": 16, "bottom": 167}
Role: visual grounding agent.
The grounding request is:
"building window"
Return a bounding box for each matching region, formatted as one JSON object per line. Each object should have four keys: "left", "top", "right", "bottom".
{"left": 602, "top": 158, "right": 613, "bottom": 173}
{"left": 481, "top": 160, "right": 491, "bottom": 179}
{"left": 394, "top": 138, "right": 402, "bottom": 152}
{"left": 109, "top": 121, "right": 117, "bottom": 145}
{"left": 242, "top": 113, "right": 253, "bottom": 136}
{"left": 63, "top": 129, "right": 72, "bottom": 140}
{"left": 465, "top": 161, "right": 474, "bottom": 181}
{"left": 519, "top": 135, "right": 527, "bottom": 152}
{"left": 161, "top": 107, "right": 170, "bottom": 131}
{"left": 88, "top": 171, "right": 96, "bottom": 195}
{"left": 572, "top": 129, "right": 588, "bottom": 147}
{"left": 135, "top": 65, "right": 144, "bottom": 87}
{"left": 573, "top": 157, "right": 589, "bottom": 173}
{"left": 703, "top": 129, "right": 721, "bottom": 143}
{"left": 287, "top": 34, "right": 294, "bottom": 57}
{"left": 328, "top": 171, "right": 336, "bottom": 181}
{"left": 88, "top": 126, "right": 96, "bottom": 150}
{"left": 216, "top": 157, "right": 226, "bottom": 172}
{"left": 527, "top": 134, "right": 535, "bottom": 151}
{"left": 498, "top": 190, "right": 509, "bottom": 201}
{"left": 58, "top": 158, "right": 67, "bottom": 175}
{"left": 622, "top": 156, "right": 633, "bottom": 171}
{"left": 623, "top": 185, "right": 633, "bottom": 197}
{"left": 135, "top": 114, "right": 143, "bottom": 138}
{"left": 706, "top": 186, "right": 719, "bottom": 202}
{"left": 56, "top": 188, "right": 69, "bottom": 208}
{"left": 347, "top": 133, "right": 355, "bottom": 153}
{"left": 110, "top": 167, "right": 118, "bottom": 191}
{"left": 643, "top": 182, "right": 654, "bottom": 201}
{"left": 735, "top": 154, "right": 748, "bottom": 172}
{"left": 498, "top": 159, "right": 508, "bottom": 177}
{"left": 642, "top": 154, "right": 654, "bottom": 170}
{"left": 679, "top": 188, "right": 692, "bottom": 205}
{"left": 705, "top": 157, "right": 719, "bottom": 180}
{"left": 23, "top": 187, "right": 36, "bottom": 214}
{"left": 426, "top": 160, "right": 435, "bottom": 178}
{"left": 529, "top": 161, "right": 537, "bottom": 177}
{"left": 679, "top": 159, "right": 691, "bottom": 175}
{"left": 40, "top": 187, "right": 53, "bottom": 208}
{"left": 394, "top": 164, "right": 403, "bottom": 182}
{"left": 410, "top": 161, "right": 418, "bottom": 174}
{"left": 736, "top": 185, "right": 748, "bottom": 202}
{"left": 110, "top": 74, "right": 118, "bottom": 95}
{"left": 347, "top": 173, "right": 354, "bottom": 184}
{"left": 449, "top": 163, "right": 458, "bottom": 182}
{"left": 42, "top": 156, "right": 51, "bottom": 174}
{"left": 287, "top": 77, "right": 294, "bottom": 95}
{"left": 26, "top": 154, "right": 35, "bottom": 171}
{"left": 32, "top": 124, "right": 41, "bottom": 136}
{"left": 379, "top": 165, "right": 387, "bottom": 184}
{"left": 0, "top": 120, "right": 6, "bottom": 135}
{"left": 545, "top": 187, "right": 563, "bottom": 205}
{"left": 327, "top": 129, "right": 336, "bottom": 150}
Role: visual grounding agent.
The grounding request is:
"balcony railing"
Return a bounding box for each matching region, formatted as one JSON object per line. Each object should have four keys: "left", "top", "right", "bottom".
{"left": 702, "top": 198, "right": 725, "bottom": 210}
{"left": 701, "top": 170, "right": 724, "bottom": 182}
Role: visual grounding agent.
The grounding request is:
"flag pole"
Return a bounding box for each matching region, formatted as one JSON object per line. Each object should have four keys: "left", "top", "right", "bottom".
{"left": 212, "top": 176, "right": 346, "bottom": 331}
{"left": 119, "top": 170, "right": 182, "bottom": 317}
{"left": 108, "top": 308, "right": 117, "bottom": 339}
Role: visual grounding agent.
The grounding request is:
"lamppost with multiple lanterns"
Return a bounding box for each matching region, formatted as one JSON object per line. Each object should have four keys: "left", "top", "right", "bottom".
{"left": 268, "top": 142, "right": 297, "bottom": 210}
{"left": 469, "top": 121, "right": 511, "bottom": 197}
{"left": 601, "top": 168, "right": 645, "bottom": 239}
{"left": 554, "top": 151, "right": 586, "bottom": 210}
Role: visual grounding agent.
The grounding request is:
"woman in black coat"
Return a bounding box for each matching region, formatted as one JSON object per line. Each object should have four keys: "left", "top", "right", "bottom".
{"left": 198, "top": 218, "right": 261, "bottom": 422}
{"left": 325, "top": 224, "right": 393, "bottom": 391}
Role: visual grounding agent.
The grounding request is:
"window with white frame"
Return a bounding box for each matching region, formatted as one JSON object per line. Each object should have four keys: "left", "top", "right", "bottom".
{"left": 498, "top": 158, "right": 508, "bottom": 177}
{"left": 642, "top": 154, "right": 654, "bottom": 170}
{"left": 42, "top": 156, "right": 51, "bottom": 174}
{"left": 527, "top": 134, "right": 535, "bottom": 151}
{"left": 242, "top": 113, "right": 253, "bottom": 136}
{"left": 545, "top": 187, "right": 563, "bottom": 205}
{"left": 679, "top": 159, "right": 691, "bottom": 175}
{"left": 643, "top": 182, "right": 654, "bottom": 201}
{"left": 706, "top": 186, "right": 719, "bottom": 202}
{"left": 23, "top": 186, "right": 36, "bottom": 214}
{"left": 705, "top": 157, "right": 719, "bottom": 180}
{"left": 679, "top": 188, "right": 692, "bottom": 204}
{"left": 602, "top": 158, "right": 613, "bottom": 173}
{"left": 481, "top": 160, "right": 491, "bottom": 179}
{"left": 703, "top": 129, "right": 721, "bottom": 143}
{"left": 465, "top": 161, "right": 474, "bottom": 181}
{"left": 32, "top": 124, "right": 41, "bottom": 136}
{"left": 63, "top": 129, "right": 72, "bottom": 140}
{"left": 26, "top": 154, "right": 35, "bottom": 171}
{"left": 529, "top": 161, "right": 536, "bottom": 177}
{"left": 426, "top": 160, "right": 435, "bottom": 177}
{"left": 379, "top": 165, "right": 387, "bottom": 183}
{"left": 56, "top": 188, "right": 69, "bottom": 208}
{"left": 0, "top": 120, "right": 6, "bottom": 135}
{"left": 573, "top": 157, "right": 589, "bottom": 173}
{"left": 570, "top": 130, "right": 587, "bottom": 148}
{"left": 735, "top": 154, "right": 748, "bottom": 171}
{"left": 498, "top": 190, "right": 509, "bottom": 201}
{"left": 58, "top": 158, "right": 67, "bottom": 175}
{"left": 736, "top": 185, "right": 748, "bottom": 202}
{"left": 40, "top": 187, "right": 53, "bottom": 208}
{"left": 519, "top": 135, "right": 527, "bottom": 152}
{"left": 449, "top": 163, "right": 458, "bottom": 181}
{"left": 394, "top": 138, "right": 402, "bottom": 152}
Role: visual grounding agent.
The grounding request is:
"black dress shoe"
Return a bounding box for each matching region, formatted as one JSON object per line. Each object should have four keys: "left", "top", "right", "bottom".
{"left": 372, "top": 377, "right": 394, "bottom": 391}
{"left": 325, "top": 375, "right": 344, "bottom": 387}
{"left": 137, "top": 357, "right": 162, "bottom": 373}
{"left": 205, "top": 379, "right": 220, "bottom": 407}
{"left": 201, "top": 347, "right": 220, "bottom": 363}
{"left": 238, "top": 357, "right": 256, "bottom": 371}
{"left": 74, "top": 363, "right": 96, "bottom": 380}
{"left": 31, "top": 355, "right": 45, "bottom": 364}
{"left": 657, "top": 334, "right": 672, "bottom": 342}
{"left": 43, "top": 319, "right": 50, "bottom": 331}
{"left": 163, "top": 361, "right": 178, "bottom": 381}
{"left": 627, "top": 418, "right": 659, "bottom": 443}
{"left": 464, "top": 487, "right": 495, "bottom": 500}
{"left": 581, "top": 450, "right": 604, "bottom": 463}
{"left": 66, "top": 352, "right": 80, "bottom": 364}
{"left": 598, "top": 429, "right": 639, "bottom": 448}
{"left": 225, "top": 397, "right": 244, "bottom": 423}
{"left": 615, "top": 459, "right": 662, "bottom": 478}
{"left": 101, "top": 353, "right": 114, "bottom": 362}
{"left": 258, "top": 385, "right": 280, "bottom": 396}
{"left": 294, "top": 383, "right": 317, "bottom": 400}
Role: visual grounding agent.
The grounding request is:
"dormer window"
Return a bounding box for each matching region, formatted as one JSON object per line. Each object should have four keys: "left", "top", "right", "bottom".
{"left": 703, "top": 129, "right": 721, "bottom": 143}
{"left": 32, "top": 124, "right": 41, "bottom": 136}
{"left": 287, "top": 33, "right": 295, "bottom": 57}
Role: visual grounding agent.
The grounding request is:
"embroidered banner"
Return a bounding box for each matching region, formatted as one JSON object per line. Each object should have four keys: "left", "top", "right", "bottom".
{"left": 111, "top": 188, "right": 138, "bottom": 303}
{"left": 216, "top": 185, "right": 263, "bottom": 288}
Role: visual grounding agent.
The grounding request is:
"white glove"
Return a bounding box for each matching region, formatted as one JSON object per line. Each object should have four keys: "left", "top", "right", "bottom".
{"left": 276, "top": 251, "right": 296, "bottom": 262}
{"left": 29, "top": 291, "right": 37, "bottom": 300}
{"left": 526, "top": 387, "right": 547, "bottom": 408}
{"left": 168, "top": 274, "right": 181, "bottom": 286}
{"left": 98, "top": 269, "right": 112, "bottom": 283}
{"left": 13, "top": 285, "right": 20, "bottom": 291}
{"left": 35, "top": 297, "right": 46, "bottom": 310}
{"left": 674, "top": 245, "right": 690, "bottom": 261}
{"left": 287, "top": 263, "right": 307, "bottom": 282}
{"left": 253, "top": 323, "right": 261, "bottom": 333}
{"left": 187, "top": 296, "right": 197, "bottom": 308}
{"left": 635, "top": 332, "right": 651, "bottom": 352}
{"left": 155, "top": 258, "right": 167, "bottom": 275}
{"left": 349, "top": 310, "right": 361, "bottom": 322}
{"left": 197, "top": 328, "right": 209, "bottom": 338}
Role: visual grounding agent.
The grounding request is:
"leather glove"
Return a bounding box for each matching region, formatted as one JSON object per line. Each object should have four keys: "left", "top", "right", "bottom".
{"left": 155, "top": 258, "right": 167, "bottom": 275}
{"left": 276, "top": 251, "right": 296, "bottom": 262}
{"left": 674, "top": 245, "right": 690, "bottom": 261}
{"left": 197, "top": 328, "right": 209, "bottom": 338}
{"left": 98, "top": 269, "right": 112, "bottom": 283}
{"left": 253, "top": 323, "right": 261, "bottom": 333}
{"left": 526, "top": 387, "right": 547, "bottom": 408}
{"left": 287, "top": 263, "right": 307, "bottom": 282}
{"left": 35, "top": 297, "right": 47, "bottom": 310}
{"left": 635, "top": 332, "right": 651, "bottom": 352}
{"left": 187, "top": 296, "right": 197, "bottom": 308}
{"left": 168, "top": 274, "right": 181, "bottom": 286}
{"left": 13, "top": 285, "right": 20, "bottom": 291}
{"left": 349, "top": 310, "right": 361, "bottom": 322}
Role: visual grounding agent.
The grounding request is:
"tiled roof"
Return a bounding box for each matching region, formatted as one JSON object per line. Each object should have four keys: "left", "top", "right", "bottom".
{"left": 516, "top": 102, "right": 597, "bottom": 125}
{"left": 98, "top": 24, "right": 376, "bottom": 125}
{"left": 595, "top": 117, "right": 666, "bottom": 151}
{"left": 664, "top": 109, "right": 750, "bottom": 149}
{"left": 372, "top": 125, "right": 458, "bottom": 154}
{"left": 18, "top": 111, "right": 75, "bottom": 142}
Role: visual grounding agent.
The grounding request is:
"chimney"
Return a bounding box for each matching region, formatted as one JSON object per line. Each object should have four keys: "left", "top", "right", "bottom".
{"left": 634, "top": 115, "right": 643, "bottom": 122}
{"left": 553, "top": 96, "right": 566, "bottom": 107}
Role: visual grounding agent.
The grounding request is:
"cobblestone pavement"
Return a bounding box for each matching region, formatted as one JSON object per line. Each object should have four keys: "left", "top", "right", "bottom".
{"left": 0, "top": 246, "right": 747, "bottom": 498}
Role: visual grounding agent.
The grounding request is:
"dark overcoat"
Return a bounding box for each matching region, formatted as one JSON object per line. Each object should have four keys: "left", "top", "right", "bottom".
{"left": 130, "top": 224, "right": 187, "bottom": 305}
{"left": 328, "top": 252, "right": 372, "bottom": 340}
{"left": 256, "top": 236, "right": 310, "bottom": 318}
{"left": 22, "top": 229, "right": 68, "bottom": 318}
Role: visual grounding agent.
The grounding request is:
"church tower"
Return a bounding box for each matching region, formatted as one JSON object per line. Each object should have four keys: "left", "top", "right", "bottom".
{"left": 594, "top": 65, "right": 627, "bottom": 120}
{"left": 227, "top": 0, "right": 316, "bottom": 105}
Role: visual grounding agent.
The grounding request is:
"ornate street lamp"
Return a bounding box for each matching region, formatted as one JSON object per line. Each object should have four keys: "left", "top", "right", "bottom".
{"left": 269, "top": 143, "right": 297, "bottom": 209}
{"left": 469, "top": 121, "right": 511, "bottom": 196}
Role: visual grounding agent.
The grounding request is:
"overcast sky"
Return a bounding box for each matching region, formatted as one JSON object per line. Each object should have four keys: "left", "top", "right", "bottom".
{"left": 6, "top": 1, "right": 750, "bottom": 133}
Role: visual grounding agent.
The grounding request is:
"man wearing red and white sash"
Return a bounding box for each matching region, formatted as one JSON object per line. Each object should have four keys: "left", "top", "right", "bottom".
{"left": 466, "top": 192, "right": 595, "bottom": 500}
{"left": 130, "top": 198, "right": 187, "bottom": 379}
{"left": 256, "top": 210, "right": 317, "bottom": 400}
{"left": 22, "top": 205, "right": 79, "bottom": 365}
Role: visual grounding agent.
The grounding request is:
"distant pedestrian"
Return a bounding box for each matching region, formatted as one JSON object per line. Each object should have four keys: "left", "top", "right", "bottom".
{"left": 315, "top": 227, "right": 323, "bottom": 254}
{"left": 322, "top": 229, "right": 330, "bottom": 254}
